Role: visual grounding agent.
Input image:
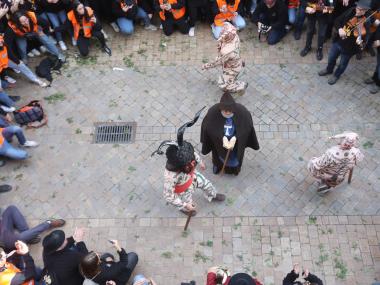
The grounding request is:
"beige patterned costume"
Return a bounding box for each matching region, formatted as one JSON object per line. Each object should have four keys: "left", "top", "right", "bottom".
{"left": 163, "top": 152, "right": 217, "bottom": 210}
{"left": 308, "top": 132, "right": 364, "bottom": 187}
{"left": 202, "top": 22, "right": 247, "bottom": 93}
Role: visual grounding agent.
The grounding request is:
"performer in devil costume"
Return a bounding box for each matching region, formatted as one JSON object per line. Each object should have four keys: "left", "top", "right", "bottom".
{"left": 200, "top": 92, "right": 260, "bottom": 176}
{"left": 152, "top": 108, "right": 226, "bottom": 217}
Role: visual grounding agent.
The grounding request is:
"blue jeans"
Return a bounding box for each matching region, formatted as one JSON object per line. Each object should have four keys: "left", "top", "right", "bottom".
{"left": 326, "top": 42, "right": 353, "bottom": 78}
{"left": 15, "top": 30, "right": 63, "bottom": 62}
{"left": 288, "top": 8, "right": 297, "bottom": 24}
{"left": 250, "top": 0, "right": 257, "bottom": 13}
{"left": 8, "top": 60, "right": 39, "bottom": 83}
{"left": 0, "top": 205, "right": 50, "bottom": 249}
{"left": 0, "top": 91, "right": 15, "bottom": 107}
{"left": 267, "top": 27, "right": 287, "bottom": 45}
{"left": 295, "top": 4, "right": 306, "bottom": 32}
{"left": 0, "top": 126, "right": 28, "bottom": 160}
{"left": 40, "top": 11, "right": 67, "bottom": 42}
{"left": 117, "top": 8, "right": 151, "bottom": 35}
{"left": 211, "top": 14, "right": 246, "bottom": 39}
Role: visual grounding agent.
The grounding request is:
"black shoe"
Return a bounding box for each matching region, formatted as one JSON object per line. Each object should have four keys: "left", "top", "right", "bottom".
{"left": 103, "top": 45, "right": 112, "bottom": 56}
{"left": 317, "top": 184, "right": 331, "bottom": 194}
{"left": 300, "top": 46, "right": 311, "bottom": 57}
{"left": 213, "top": 165, "right": 220, "bottom": 174}
{"left": 29, "top": 235, "right": 41, "bottom": 244}
{"left": 318, "top": 69, "right": 332, "bottom": 76}
{"left": 9, "top": 96, "right": 20, "bottom": 102}
{"left": 294, "top": 30, "right": 301, "bottom": 40}
{"left": 364, "top": 78, "right": 374, "bottom": 84}
{"left": 328, "top": 75, "right": 339, "bottom": 85}
{"left": 212, "top": 193, "right": 226, "bottom": 202}
{"left": 316, "top": 47, "right": 323, "bottom": 61}
{"left": 356, "top": 52, "right": 362, "bottom": 60}
{"left": 0, "top": 184, "right": 11, "bottom": 193}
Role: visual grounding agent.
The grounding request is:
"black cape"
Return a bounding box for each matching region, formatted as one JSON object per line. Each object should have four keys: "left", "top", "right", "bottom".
{"left": 200, "top": 103, "right": 259, "bottom": 173}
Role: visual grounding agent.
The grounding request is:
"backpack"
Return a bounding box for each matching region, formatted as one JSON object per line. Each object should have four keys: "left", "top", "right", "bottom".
{"left": 35, "top": 55, "right": 63, "bottom": 85}
{"left": 13, "top": 100, "right": 47, "bottom": 128}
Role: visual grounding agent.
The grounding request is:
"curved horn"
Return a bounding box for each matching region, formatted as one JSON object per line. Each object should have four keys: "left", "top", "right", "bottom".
{"left": 177, "top": 106, "right": 206, "bottom": 146}
{"left": 151, "top": 140, "right": 178, "bottom": 157}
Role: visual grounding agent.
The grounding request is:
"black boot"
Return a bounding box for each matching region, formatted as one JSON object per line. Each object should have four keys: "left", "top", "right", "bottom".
{"left": 300, "top": 46, "right": 311, "bottom": 57}
{"left": 316, "top": 47, "right": 323, "bottom": 61}
{"left": 102, "top": 44, "right": 112, "bottom": 56}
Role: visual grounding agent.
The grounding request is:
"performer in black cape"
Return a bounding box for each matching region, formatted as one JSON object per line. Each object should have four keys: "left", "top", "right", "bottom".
{"left": 200, "top": 92, "right": 260, "bottom": 176}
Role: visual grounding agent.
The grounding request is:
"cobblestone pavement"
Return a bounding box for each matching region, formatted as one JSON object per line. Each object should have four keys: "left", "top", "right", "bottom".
{"left": 0, "top": 20, "right": 379, "bottom": 285}
{"left": 27, "top": 215, "right": 380, "bottom": 285}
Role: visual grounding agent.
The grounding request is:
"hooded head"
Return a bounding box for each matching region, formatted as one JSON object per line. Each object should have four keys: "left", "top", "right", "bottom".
{"left": 218, "top": 22, "right": 238, "bottom": 44}
{"left": 330, "top": 132, "right": 359, "bottom": 150}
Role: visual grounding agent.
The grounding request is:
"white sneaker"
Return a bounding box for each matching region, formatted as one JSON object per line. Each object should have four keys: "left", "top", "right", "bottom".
{"left": 189, "top": 27, "right": 195, "bottom": 37}
{"left": 32, "top": 49, "right": 41, "bottom": 56}
{"left": 23, "top": 140, "right": 39, "bottom": 147}
{"left": 27, "top": 51, "right": 35, "bottom": 58}
{"left": 110, "top": 22, "right": 120, "bottom": 33}
{"left": 58, "top": 41, "right": 67, "bottom": 51}
{"left": 0, "top": 106, "right": 15, "bottom": 112}
{"left": 12, "top": 68, "right": 21, "bottom": 74}
{"left": 72, "top": 37, "right": 77, "bottom": 46}
{"left": 39, "top": 46, "right": 47, "bottom": 53}
{"left": 36, "top": 79, "right": 48, "bottom": 87}
{"left": 159, "top": 24, "right": 163, "bottom": 30}
{"left": 101, "top": 29, "right": 108, "bottom": 40}
{"left": 4, "top": 76, "right": 16, "bottom": 84}
{"left": 144, "top": 24, "right": 157, "bottom": 31}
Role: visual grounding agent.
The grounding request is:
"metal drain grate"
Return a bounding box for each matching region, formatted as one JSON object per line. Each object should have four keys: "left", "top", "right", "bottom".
{"left": 94, "top": 122, "right": 136, "bottom": 144}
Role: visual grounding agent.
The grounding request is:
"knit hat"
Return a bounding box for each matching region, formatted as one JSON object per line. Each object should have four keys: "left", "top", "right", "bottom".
{"left": 219, "top": 92, "right": 236, "bottom": 112}
{"left": 42, "top": 230, "right": 65, "bottom": 255}
{"left": 229, "top": 273, "right": 255, "bottom": 285}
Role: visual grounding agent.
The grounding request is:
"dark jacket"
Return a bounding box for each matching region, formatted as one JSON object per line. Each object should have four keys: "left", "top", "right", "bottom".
{"left": 333, "top": 7, "right": 372, "bottom": 55}
{"left": 111, "top": 0, "right": 138, "bottom": 20}
{"left": 252, "top": 0, "right": 288, "bottom": 30}
{"left": 37, "top": 0, "right": 68, "bottom": 13}
{"left": 93, "top": 249, "right": 134, "bottom": 285}
{"left": 200, "top": 103, "right": 259, "bottom": 171}
{"left": 42, "top": 237, "right": 88, "bottom": 285}
{"left": 283, "top": 270, "right": 323, "bottom": 285}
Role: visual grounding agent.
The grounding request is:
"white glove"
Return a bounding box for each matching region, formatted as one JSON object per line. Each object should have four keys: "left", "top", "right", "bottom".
{"left": 223, "top": 136, "right": 236, "bottom": 150}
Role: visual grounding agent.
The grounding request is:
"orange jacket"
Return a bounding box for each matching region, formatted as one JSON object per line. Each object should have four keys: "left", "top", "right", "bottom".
{"left": 67, "top": 7, "right": 95, "bottom": 40}
{"left": 158, "top": 0, "right": 186, "bottom": 21}
{"left": 0, "top": 262, "right": 34, "bottom": 285}
{"left": 0, "top": 47, "right": 9, "bottom": 74}
{"left": 214, "top": 0, "right": 240, "bottom": 26}
{"left": 8, "top": 12, "right": 38, "bottom": 37}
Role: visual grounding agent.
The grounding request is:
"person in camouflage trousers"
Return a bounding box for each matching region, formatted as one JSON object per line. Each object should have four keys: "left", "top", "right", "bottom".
{"left": 152, "top": 108, "right": 226, "bottom": 216}
{"left": 202, "top": 22, "right": 248, "bottom": 93}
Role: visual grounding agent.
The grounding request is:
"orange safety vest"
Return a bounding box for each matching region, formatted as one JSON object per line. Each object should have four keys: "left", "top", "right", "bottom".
{"left": 0, "top": 128, "right": 3, "bottom": 147}
{"left": 0, "top": 262, "right": 35, "bottom": 285}
{"left": 0, "top": 47, "right": 9, "bottom": 74}
{"left": 158, "top": 0, "right": 186, "bottom": 21}
{"left": 67, "top": 7, "right": 94, "bottom": 40}
{"left": 8, "top": 12, "right": 38, "bottom": 36}
{"left": 214, "top": 0, "right": 240, "bottom": 26}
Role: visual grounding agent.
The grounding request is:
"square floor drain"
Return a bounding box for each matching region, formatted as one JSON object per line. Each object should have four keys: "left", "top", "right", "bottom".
{"left": 94, "top": 122, "right": 136, "bottom": 144}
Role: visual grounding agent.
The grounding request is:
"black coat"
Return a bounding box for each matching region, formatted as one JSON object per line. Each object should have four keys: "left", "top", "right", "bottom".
{"left": 42, "top": 237, "right": 88, "bottom": 285}
{"left": 283, "top": 270, "right": 323, "bottom": 285}
{"left": 200, "top": 103, "right": 259, "bottom": 171}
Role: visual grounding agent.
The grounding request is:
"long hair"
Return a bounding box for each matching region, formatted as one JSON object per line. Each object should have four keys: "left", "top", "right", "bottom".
{"left": 10, "top": 11, "right": 35, "bottom": 34}
{"left": 73, "top": 1, "right": 92, "bottom": 23}
{"left": 79, "top": 251, "right": 101, "bottom": 278}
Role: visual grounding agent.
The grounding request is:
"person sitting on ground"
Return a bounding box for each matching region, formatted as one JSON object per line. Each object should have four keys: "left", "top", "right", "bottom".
{"left": 283, "top": 263, "right": 323, "bottom": 285}
{"left": 154, "top": 0, "right": 189, "bottom": 36}
{"left": 0, "top": 125, "right": 40, "bottom": 160}
{"left": 57, "top": 1, "right": 112, "bottom": 57}
{"left": 211, "top": 0, "right": 246, "bottom": 39}
{"left": 111, "top": 0, "right": 157, "bottom": 36}
{"left": 0, "top": 205, "right": 65, "bottom": 249}
{"left": 43, "top": 228, "right": 89, "bottom": 285}
{"left": 252, "top": 0, "right": 288, "bottom": 45}
{"left": 307, "top": 132, "right": 364, "bottom": 193}
{"left": 80, "top": 239, "right": 138, "bottom": 285}
{"left": 207, "top": 266, "right": 263, "bottom": 285}
{"left": 6, "top": 9, "right": 65, "bottom": 64}
{"left": 0, "top": 240, "right": 38, "bottom": 284}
